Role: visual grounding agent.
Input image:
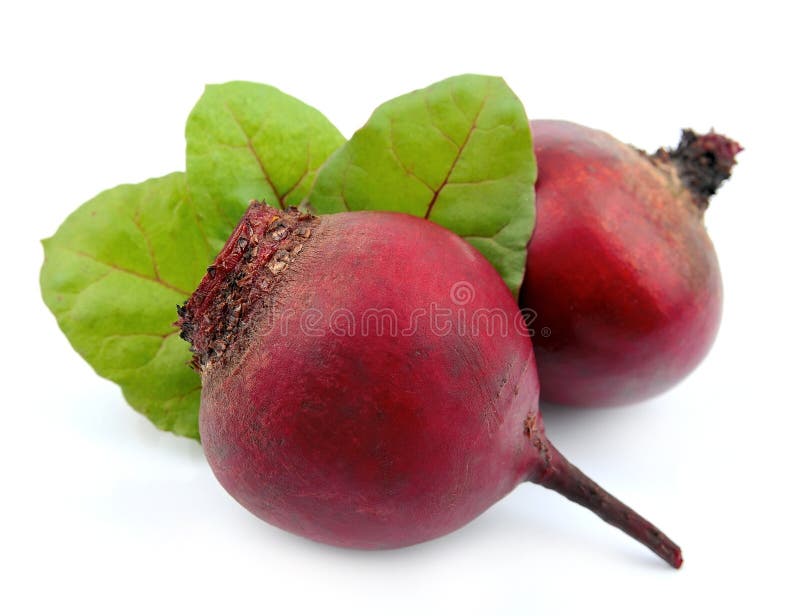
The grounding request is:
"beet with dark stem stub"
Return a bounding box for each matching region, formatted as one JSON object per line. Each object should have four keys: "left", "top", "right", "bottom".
{"left": 178, "top": 202, "right": 682, "bottom": 568}
{"left": 520, "top": 120, "right": 742, "bottom": 408}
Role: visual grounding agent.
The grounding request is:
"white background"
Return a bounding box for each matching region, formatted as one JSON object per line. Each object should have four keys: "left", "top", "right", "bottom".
{"left": 2, "top": 1, "right": 798, "bottom": 614}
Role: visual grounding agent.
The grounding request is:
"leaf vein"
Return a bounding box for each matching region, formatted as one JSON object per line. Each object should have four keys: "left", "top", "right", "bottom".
{"left": 423, "top": 91, "right": 459, "bottom": 147}
{"left": 223, "top": 102, "right": 284, "bottom": 208}
{"left": 131, "top": 210, "right": 164, "bottom": 284}
{"left": 280, "top": 141, "right": 312, "bottom": 203}
{"left": 424, "top": 91, "right": 489, "bottom": 220}
{"left": 65, "top": 248, "right": 191, "bottom": 296}
{"left": 102, "top": 331, "right": 179, "bottom": 341}
{"left": 388, "top": 118, "right": 436, "bottom": 192}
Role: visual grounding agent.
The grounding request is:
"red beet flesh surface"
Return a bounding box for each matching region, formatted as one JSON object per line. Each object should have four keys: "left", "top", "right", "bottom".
{"left": 178, "top": 203, "right": 682, "bottom": 568}
{"left": 522, "top": 120, "right": 741, "bottom": 407}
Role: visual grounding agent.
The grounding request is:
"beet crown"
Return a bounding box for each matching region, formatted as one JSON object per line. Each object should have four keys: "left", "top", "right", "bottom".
{"left": 654, "top": 129, "right": 742, "bottom": 211}
{"left": 178, "top": 203, "right": 318, "bottom": 372}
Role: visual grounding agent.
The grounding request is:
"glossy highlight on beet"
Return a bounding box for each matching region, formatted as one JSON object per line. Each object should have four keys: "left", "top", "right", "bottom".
{"left": 178, "top": 202, "right": 682, "bottom": 568}
{"left": 522, "top": 120, "right": 741, "bottom": 407}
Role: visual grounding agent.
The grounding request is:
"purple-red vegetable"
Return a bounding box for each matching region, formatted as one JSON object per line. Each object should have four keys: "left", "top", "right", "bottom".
{"left": 521, "top": 120, "right": 741, "bottom": 407}
{"left": 178, "top": 202, "right": 682, "bottom": 567}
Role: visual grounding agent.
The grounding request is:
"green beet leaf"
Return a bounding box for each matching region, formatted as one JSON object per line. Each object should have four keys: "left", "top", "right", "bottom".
{"left": 186, "top": 81, "right": 346, "bottom": 250}
{"left": 41, "top": 76, "right": 535, "bottom": 441}
{"left": 306, "top": 74, "right": 536, "bottom": 297}
{"left": 40, "top": 173, "right": 212, "bottom": 439}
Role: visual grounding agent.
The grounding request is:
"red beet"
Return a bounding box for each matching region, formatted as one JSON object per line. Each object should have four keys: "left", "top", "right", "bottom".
{"left": 178, "top": 202, "right": 682, "bottom": 567}
{"left": 522, "top": 120, "right": 741, "bottom": 407}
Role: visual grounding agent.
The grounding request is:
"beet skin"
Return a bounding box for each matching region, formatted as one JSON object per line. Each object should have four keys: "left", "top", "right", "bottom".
{"left": 522, "top": 120, "right": 741, "bottom": 407}
{"left": 179, "top": 202, "right": 682, "bottom": 567}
